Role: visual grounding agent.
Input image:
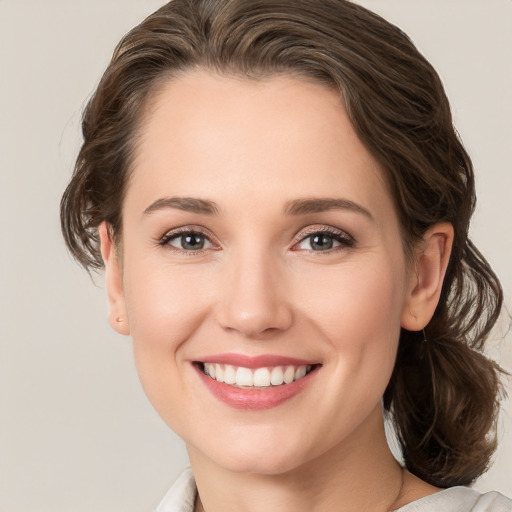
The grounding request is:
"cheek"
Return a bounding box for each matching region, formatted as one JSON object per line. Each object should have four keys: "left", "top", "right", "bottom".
{"left": 121, "top": 262, "right": 215, "bottom": 429}
{"left": 123, "top": 260, "right": 213, "bottom": 347}
{"left": 121, "top": 259, "right": 214, "bottom": 396}
{"left": 297, "top": 256, "right": 407, "bottom": 340}
{"left": 296, "top": 256, "right": 407, "bottom": 396}
{"left": 305, "top": 259, "right": 406, "bottom": 425}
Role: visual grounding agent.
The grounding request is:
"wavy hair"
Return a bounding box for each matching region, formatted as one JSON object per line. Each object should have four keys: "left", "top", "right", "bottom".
{"left": 60, "top": 0, "right": 505, "bottom": 487}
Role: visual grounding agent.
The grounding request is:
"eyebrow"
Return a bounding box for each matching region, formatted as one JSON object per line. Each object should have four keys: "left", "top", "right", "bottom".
{"left": 143, "top": 197, "right": 220, "bottom": 216}
{"left": 142, "top": 196, "right": 372, "bottom": 219}
{"left": 284, "top": 197, "right": 373, "bottom": 219}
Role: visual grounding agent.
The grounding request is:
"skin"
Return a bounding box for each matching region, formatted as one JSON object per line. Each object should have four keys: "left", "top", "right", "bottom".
{"left": 99, "top": 70, "right": 453, "bottom": 512}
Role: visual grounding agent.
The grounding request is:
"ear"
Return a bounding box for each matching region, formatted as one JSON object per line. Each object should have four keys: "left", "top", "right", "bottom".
{"left": 98, "top": 222, "right": 130, "bottom": 336}
{"left": 400, "top": 222, "right": 454, "bottom": 331}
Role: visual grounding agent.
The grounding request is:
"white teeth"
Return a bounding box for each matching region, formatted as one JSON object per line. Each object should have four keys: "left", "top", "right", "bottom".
{"left": 284, "top": 366, "right": 295, "bottom": 384}
{"left": 215, "top": 364, "right": 224, "bottom": 382}
{"left": 295, "top": 366, "right": 307, "bottom": 380}
{"left": 235, "top": 367, "right": 253, "bottom": 387}
{"left": 253, "top": 367, "right": 271, "bottom": 387}
{"left": 270, "top": 366, "right": 284, "bottom": 385}
{"left": 202, "top": 363, "right": 313, "bottom": 388}
{"left": 224, "top": 365, "right": 236, "bottom": 385}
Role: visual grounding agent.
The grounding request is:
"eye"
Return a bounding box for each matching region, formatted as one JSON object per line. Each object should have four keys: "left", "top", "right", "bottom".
{"left": 299, "top": 233, "right": 339, "bottom": 251}
{"left": 160, "top": 229, "right": 217, "bottom": 252}
{"left": 293, "top": 227, "right": 354, "bottom": 252}
{"left": 170, "top": 232, "right": 211, "bottom": 250}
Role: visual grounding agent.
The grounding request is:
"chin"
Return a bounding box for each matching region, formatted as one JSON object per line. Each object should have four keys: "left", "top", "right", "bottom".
{"left": 186, "top": 423, "right": 324, "bottom": 477}
{"left": 226, "top": 451, "right": 305, "bottom": 476}
{"left": 207, "top": 450, "right": 311, "bottom": 477}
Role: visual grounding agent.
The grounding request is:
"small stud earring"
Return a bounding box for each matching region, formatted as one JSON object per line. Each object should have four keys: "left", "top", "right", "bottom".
{"left": 116, "top": 317, "right": 123, "bottom": 323}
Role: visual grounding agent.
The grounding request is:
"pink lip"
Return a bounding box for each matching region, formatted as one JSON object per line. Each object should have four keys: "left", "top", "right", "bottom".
{"left": 197, "top": 353, "right": 317, "bottom": 369}
{"left": 193, "top": 356, "right": 320, "bottom": 411}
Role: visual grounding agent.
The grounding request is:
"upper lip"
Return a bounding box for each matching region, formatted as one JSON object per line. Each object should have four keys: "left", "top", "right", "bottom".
{"left": 194, "top": 353, "right": 319, "bottom": 368}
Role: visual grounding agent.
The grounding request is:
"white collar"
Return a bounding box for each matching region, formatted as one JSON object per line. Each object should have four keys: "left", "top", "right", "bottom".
{"left": 155, "top": 467, "right": 511, "bottom": 512}
{"left": 155, "top": 468, "right": 196, "bottom": 512}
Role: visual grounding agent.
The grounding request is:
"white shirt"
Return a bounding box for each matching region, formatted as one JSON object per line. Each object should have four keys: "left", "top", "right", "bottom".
{"left": 155, "top": 468, "right": 512, "bottom": 512}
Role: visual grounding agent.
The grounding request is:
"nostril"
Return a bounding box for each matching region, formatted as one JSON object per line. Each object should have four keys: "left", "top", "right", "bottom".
{"left": 216, "top": 305, "right": 294, "bottom": 339}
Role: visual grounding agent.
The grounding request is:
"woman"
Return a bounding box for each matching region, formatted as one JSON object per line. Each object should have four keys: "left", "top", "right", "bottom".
{"left": 60, "top": 1, "right": 511, "bottom": 510}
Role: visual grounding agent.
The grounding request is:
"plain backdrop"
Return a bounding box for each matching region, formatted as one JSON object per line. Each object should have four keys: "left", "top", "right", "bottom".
{"left": 0, "top": 1, "right": 511, "bottom": 511}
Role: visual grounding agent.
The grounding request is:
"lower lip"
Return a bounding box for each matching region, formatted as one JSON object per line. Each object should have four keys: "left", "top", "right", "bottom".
{"left": 195, "top": 365, "right": 318, "bottom": 410}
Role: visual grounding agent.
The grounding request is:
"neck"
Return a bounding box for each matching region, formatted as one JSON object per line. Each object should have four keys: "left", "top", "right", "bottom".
{"left": 188, "top": 407, "right": 406, "bottom": 512}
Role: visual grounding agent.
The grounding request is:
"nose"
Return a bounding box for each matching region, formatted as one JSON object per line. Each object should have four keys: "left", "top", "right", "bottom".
{"left": 215, "top": 251, "right": 293, "bottom": 339}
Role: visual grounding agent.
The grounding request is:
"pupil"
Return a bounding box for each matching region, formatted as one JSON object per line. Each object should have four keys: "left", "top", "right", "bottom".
{"left": 183, "top": 234, "right": 204, "bottom": 250}
{"left": 311, "top": 234, "right": 333, "bottom": 250}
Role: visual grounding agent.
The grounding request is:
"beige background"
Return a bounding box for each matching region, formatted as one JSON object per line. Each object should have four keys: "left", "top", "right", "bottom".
{"left": 0, "top": 1, "right": 510, "bottom": 511}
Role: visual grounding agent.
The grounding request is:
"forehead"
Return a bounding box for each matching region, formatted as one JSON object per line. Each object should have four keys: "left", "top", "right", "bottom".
{"left": 127, "top": 69, "right": 392, "bottom": 219}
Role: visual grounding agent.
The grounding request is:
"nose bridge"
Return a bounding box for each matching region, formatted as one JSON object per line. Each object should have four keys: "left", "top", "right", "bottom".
{"left": 216, "top": 242, "right": 292, "bottom": 337}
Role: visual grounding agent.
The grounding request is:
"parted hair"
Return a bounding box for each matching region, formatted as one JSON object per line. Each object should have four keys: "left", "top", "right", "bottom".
{"left": 60, "top": 0, "right": 505, "bottom": 487}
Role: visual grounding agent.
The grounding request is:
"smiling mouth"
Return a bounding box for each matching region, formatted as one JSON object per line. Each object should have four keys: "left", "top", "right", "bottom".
{"left": 198, "top": 362, "right": 317, "bottom": 389}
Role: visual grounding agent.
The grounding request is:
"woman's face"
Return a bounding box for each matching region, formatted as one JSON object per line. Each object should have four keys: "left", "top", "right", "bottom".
{"left": 107, "top": 70, "right": 419, "bottom": 475}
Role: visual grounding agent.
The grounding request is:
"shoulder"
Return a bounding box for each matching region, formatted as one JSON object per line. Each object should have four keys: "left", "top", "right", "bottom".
{"left": 395, "top": 486, "right": 512, "bottom": 512}
{"left": 155, "top": 468, "right": 197, "bottom": 512}
{"left": 153, "top": 471, "right": 511, "bottom": 512}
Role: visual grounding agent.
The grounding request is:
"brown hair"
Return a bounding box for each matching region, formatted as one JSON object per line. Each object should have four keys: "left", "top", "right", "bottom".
{"left": 60, "top": 0, "right": 505, "bottom": 487}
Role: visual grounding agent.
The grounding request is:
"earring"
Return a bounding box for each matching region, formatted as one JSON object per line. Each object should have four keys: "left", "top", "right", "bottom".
{"left": 116, "top": 317, "right": 123, "bottom": 323}
{"left": 422, "top": 329, "right": 428, "bottom": 343}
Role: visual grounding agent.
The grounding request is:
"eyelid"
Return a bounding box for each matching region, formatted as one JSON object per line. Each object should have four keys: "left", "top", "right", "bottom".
{"left": 158, "top": 225, "right": 221, "bottom": 250}
{"left": 291, "top": 225, "right": 355, "bottom": 251}
{"left": 156, "top": 224, "right": 354, "bottom": 253}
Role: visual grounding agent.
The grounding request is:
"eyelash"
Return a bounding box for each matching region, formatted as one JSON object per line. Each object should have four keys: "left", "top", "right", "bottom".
{"left": 291, "top": 226, "right": 355, "bottom": 253}
{"left": 158, "top": 226, "right": 219, "bottom": 255}
{"left": 158, "top": 225, "right": 355, "bottom": 254}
